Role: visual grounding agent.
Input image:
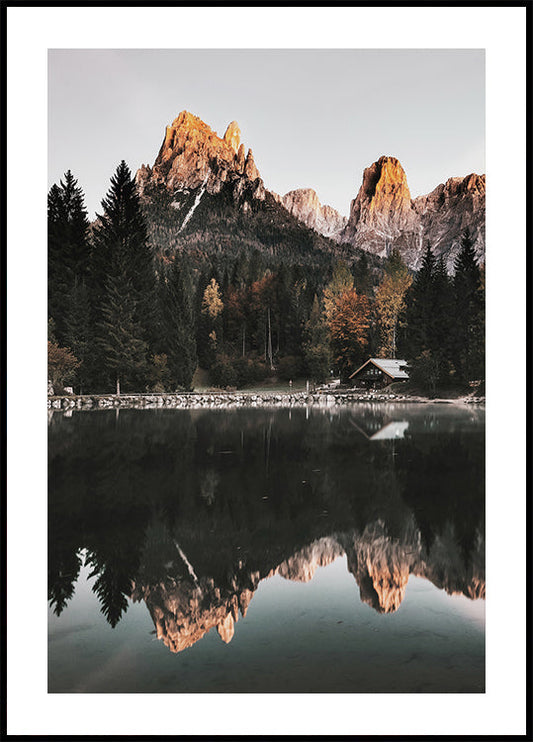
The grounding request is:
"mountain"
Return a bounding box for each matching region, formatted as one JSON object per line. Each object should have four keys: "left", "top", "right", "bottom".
{"left": 134, "top": 111, "right": 360, "bottom": 268}
{"left": 340, "top": 156, "right": 485, "bottom": 271}
{"left": 136, "top": 110, "right": 266, "bottom": 212}
{"left": 279, "top": 188, "right": 347, "bottom": 240}
{"left": 131, "top": 523, "right": 485, "bottom": 653}
{"left": 412, "top": 172, "right": 485, "bottom": 269}
{"left": 135, "top": 111, "right": 484, "bottom": 272}
{"left": 341, "top": 156, "right": 418, "bottom": 255}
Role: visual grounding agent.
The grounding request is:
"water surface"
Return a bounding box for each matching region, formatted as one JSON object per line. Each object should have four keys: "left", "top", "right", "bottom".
{"left": 48, "top": 403, "right": 485, "bottom": 693}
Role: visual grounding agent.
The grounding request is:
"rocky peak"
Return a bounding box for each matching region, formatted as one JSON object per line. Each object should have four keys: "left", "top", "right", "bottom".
{"left": 244, "top": 148, "right": 259, "bottom": 181}
{"left": 343, "top": 522, "right": 416, "bottom": 614}
{"left": 236, "top": 142, "right": 246, "bottom": 171}
{"left": 347, "top": 155, "right": 414, "bottom": 230}
{"left": 281, "top": 188, "right": 347, "bottom": 241}
{"left": 223, "top": 120, "right": 241, "bottom": 154}
{"left": 135, "top": 110, "right": 265, "bottom": 202}
{"left": 340, "top": 155, "right": 485, "bottom": 270}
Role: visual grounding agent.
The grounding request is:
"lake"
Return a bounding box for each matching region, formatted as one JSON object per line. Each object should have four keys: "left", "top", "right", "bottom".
{"left": 48, "top": 402, "right": 485, "bottom": 693}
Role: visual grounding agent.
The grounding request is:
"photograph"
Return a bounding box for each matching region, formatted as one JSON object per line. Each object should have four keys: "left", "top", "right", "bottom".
{"left": 4, "top": 4, "right": 528, "bottom": 738}
{"left": 47, "top": 47, "right": 486, "bottom": 694}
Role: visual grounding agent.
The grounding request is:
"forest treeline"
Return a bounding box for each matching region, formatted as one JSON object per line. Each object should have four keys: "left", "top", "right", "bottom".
{"left": 48, "top": 163, "right": 484, "bottom": 396}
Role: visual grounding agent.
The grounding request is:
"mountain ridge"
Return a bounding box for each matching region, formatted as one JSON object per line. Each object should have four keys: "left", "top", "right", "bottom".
{"left": 135, "top": 111, "right": 485, "bottom": 271}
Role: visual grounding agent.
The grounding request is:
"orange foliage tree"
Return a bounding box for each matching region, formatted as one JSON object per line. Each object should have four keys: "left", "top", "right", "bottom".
{"left": 48, "top": 340, "right": 80, "bottom": 393}
{"left": 327, "top": 288, "right": 371, "bottom": 380}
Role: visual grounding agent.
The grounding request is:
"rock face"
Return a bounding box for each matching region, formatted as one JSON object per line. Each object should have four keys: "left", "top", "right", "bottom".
{"left": 135, "top": 110, "right": 266, "bottom": 205}
{"left": 341, "top": 155, "right": 485, "bottom": 271}
{"left": 131, "top": 524, "right": 484, "bottom": 653}
{"left": 134, "top": 112, "right": 484, "bottom": 271}
{"left": 132, "top": 574, "right": 260, "bottom": 654}
{"left": 281, "top": 188, "right": 347, "bottom": 241}
{"left": 276, "top": 536, "right": 344, "bottom": 582}
{"left": 412, "top": 173, "right": 486, "bottom": 270}
{"left": 342, "top": 520, "right": 419, "bottom": 614}
{"left": 343, "top": 156, "right": 417, "bottom": 250}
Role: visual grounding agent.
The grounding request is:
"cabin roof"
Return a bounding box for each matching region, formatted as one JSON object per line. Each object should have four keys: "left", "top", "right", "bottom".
{"left": 349, "top": 358, "right": 409, "bottom": 380}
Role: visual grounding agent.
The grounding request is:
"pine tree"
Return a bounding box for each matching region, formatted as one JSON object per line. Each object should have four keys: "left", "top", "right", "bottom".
{"left": 64, "top": 278, "right": 92, "bottom": 393}
{"left": 48, "top": 184, "right": 69, "bottom": 343}
{"left": 91, "top": 161, "right": 155, "bottom": 320}
{"left": 48, "top": 172, "right": 90, "bottom": 345}
{"left": 85, "top": 550, "right": 133, "bottom": 628}
{"left": 401, "top": 241, "right": 436, "bottom": 359}
{"left": 59, "top": 170, "right": 91, "bottom": 278}
{"left": 159, "top": 260, "right": 197, "bottom": 389}
{"left": 302, "top": 295, "right": 331, "bottom": 382}
{"left": 452, "top": 229, "right": 484, "bottom": 381}
{"left": 353, "top": 253, "right": 372, "bottom": 295}
{"left": 432, "top": 255, "right": 455, "bottom": 362}
{"left": 97, "top": 273, "right": 148, "bottom": 395}
{"left": 91, "top": 161, "right": 156, "bottom": 390}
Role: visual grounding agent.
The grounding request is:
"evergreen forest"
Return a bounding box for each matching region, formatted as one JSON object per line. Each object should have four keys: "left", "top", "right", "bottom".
{"left": 48, "top": 163, "right": 485, "bottom": 397}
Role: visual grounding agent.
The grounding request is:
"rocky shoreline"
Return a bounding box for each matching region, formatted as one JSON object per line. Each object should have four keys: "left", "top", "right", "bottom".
{"left": 47, "top": 390, "right": 485, "bottom": 411}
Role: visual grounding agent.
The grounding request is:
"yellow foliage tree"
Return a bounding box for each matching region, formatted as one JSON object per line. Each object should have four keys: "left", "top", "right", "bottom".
{"left": 202, "top": 278, "right": 224, "bottom": 319}
{"left": 374, "top": 249, "right": 412, "bottom": 357}
{"left": 375, "top": 271, "right": 412, "bottom": 356}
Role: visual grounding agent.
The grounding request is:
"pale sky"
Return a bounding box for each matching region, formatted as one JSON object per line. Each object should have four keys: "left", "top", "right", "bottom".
{"left": 48, "top": 48, "right": 485, "bottom": 220}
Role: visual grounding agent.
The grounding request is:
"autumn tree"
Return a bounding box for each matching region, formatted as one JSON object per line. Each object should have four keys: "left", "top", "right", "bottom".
{"left": 328, "top": 287, "right": 371, "bottom": 380}
{"left": 323, "top": 261, "right": 354, "bottom": 324}
{"left": 48, "top": 340, "right": 80, "bottom": 393}
{"left": 375, "top": 248, "right": 412, "bottom": 357}
{"left": 198, "top": 278, "right": 224, "bottom": 368}
{"left": 202, "top": 277, "right": 224, "bottom": 318}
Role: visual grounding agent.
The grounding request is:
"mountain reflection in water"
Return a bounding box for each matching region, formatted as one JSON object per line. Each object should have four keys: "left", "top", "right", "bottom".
{"left": 48, "top": 404, "right": 484, "bottom": 657}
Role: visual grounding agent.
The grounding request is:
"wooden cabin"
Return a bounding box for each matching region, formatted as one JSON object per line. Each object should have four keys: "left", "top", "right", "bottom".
{"left": 349, "top": 358, "right": 409, "bottom": 389}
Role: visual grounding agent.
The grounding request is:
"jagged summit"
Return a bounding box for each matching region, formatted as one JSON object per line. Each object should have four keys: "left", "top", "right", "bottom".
{"left": 135, "top": 111, "right": 485, "bottom": 270}
{"left": 136, "top": 110, "right": 265, "bottom": 203}
{"left": 132, "top": 526, "right": 485, "bottom": 654}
